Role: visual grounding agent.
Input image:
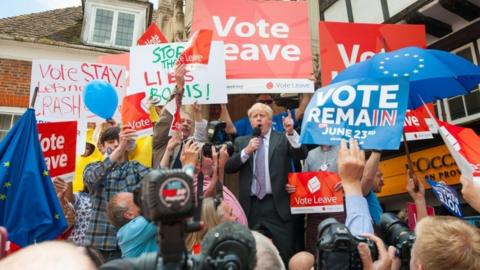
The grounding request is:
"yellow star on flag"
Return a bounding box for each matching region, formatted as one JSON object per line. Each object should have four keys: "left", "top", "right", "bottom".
{"left": 3, "top": 161, "right": 10, "bottom": 167}
{"left": 43, "top": 170, "right": 49, "bottom": 176}
{"left": 3, "top": 181, "right": 11, "bottom": 188}
{"left": 54, "top": 213, "right": 60, "bottom": 220}
{"left": 0, "top": 194, "right": 6, "bottom": 200}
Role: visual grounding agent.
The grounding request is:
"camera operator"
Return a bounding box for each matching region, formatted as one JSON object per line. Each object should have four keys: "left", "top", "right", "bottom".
{"left": 357, "top": 233, "right": 398, "bottom": 270}
{"left": 107, "top": 192, "right": 158, "bottom": 258}
{"left": 191, "top": 143, "right": 248, "bottom": 226}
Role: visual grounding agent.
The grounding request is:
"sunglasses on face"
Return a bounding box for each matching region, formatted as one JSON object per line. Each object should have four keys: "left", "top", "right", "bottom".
{"left": 256, "top": 99, "right": 273, "bottom": 105}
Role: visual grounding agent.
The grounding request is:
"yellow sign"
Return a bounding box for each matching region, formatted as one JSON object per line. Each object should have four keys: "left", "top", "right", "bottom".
{"left": 378, "top": 145, "right": 460, "bottom": 197}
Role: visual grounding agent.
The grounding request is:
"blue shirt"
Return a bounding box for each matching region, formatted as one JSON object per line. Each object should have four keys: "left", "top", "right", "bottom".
{"left": 234, "top": 109, "right": 296, "bottom": 136}
{"left": 345, "top": 195, "right": 374, "bottom": 236}
{"left": 117, "top": 216, "right": 159, "bottom": 258}
{"left": 365, "top": 190, "right": 383, "bottom": 224}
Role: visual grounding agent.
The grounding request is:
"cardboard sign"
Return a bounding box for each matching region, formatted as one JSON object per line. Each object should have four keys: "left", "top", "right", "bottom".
{"left": 300, "top": 78, "right": 409, "bottom": 149}
{"left": 407, "top": 202, "right": 435, "bottom": 231}
{"left": 288, "top": 172, "right": 344, "bottom": 214}
{"left": 30, "top": 59, "right": 126, "bottom": 121}
{"left": 192, "top": 0, "right": 313, "bottom": 94}
{"left": 37, "top": 121, "right": 77, "bottom": 179}
{"left": 121, "top": 92, "right": 153, "bottom": 136}
{"left": 177, "top": 29, "right": 213, "bottom": 65}
{"left": 436, "top": 119, "right": 480, "bottom": 184}
{"left": 319, "top": 22, "right": 426, "bottom": 85}
{"left": 129, "top": 42, "right": 228, "bottom": 105}
{"left": 426, "top": 178, "right": 463, "bottom": 217}
{"left": 403, "top": 107, "right": 434, "bottom": 141}
{"left": 137, "top": 22, "right": 168, "bottom": 45}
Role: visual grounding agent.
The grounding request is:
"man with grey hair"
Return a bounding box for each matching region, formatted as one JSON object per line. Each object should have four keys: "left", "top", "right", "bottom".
{"left": 107, "top": 192, "right": 158, "bottom": 258}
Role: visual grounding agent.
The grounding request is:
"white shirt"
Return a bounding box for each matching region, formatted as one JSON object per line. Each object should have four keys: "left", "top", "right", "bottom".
{"left": 240, "top": 129, "right": 301, "bottom": 195}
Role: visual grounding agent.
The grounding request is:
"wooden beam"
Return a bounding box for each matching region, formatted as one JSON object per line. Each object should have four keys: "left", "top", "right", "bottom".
{"left": 406, "top": 12, "right": 452, "bottom": 38}
{"left": 439, "top": 0, "right": 480, "bottom": 21}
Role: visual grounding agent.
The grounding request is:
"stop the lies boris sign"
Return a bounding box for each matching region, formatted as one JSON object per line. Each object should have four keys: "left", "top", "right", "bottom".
{"left": 37, "top": 121, "right": 77, "bottom": 178}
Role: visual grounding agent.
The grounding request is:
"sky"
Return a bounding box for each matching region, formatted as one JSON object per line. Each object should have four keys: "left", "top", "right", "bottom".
{"left": 0, "top": 0, "right": 158, "bottom": 19}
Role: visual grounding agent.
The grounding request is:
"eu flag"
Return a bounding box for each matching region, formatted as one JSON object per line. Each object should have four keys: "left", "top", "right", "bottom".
{"left": 0, "top": 109, "right": 67, "bottom": 247}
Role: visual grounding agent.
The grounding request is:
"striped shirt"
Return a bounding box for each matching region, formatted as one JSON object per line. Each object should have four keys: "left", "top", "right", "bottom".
{"left": 83, "top": 157, "right": 149, "bottom": 251}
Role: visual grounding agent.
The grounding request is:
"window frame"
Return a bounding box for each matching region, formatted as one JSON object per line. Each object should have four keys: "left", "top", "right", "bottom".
{"left": 0, "top": 107, "right": 26, "bottom": 141}
{"left": 441, "top": 42, "right": 480, "bottom": 124}
{"left": 87, "top": 3, "right": 143, "bottom": 49}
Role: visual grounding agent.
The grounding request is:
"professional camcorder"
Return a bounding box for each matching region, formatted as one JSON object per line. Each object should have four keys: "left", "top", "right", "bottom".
{"left": 101, "top": 169, "right": 256, "bottom": 270}
{"left": 316, "top": 218, "right": 378, "bottom": 270}
{"left": 379, "top": 213, "right": 415, "bottom": 270}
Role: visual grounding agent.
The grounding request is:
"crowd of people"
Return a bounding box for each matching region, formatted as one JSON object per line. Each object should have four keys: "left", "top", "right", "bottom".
{"left": 1, "top": 63, "right": 480, "bottom": 270}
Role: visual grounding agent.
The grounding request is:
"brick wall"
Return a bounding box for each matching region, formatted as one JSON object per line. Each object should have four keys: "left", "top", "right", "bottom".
{"left": 0, "top": 58, "right": 31, "bottom": 107}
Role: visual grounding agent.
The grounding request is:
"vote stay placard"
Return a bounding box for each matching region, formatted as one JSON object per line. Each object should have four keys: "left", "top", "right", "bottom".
{"left": 30, "top": 59, "right": 126, "bottom": 121}
{"left": 300, "top": 78, "right": 409, "bottom": 149}
{"left": 37, "top": 121, "right": 77, "bottom": 179}
{"left": 288, "top": 172, "right": 344, "bottom": 214}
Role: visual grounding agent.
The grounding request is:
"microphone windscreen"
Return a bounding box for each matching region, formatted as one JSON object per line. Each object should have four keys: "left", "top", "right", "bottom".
{"left": 252, "top": 127, "right": 261, "bottom": 137}
{"left": 201, "top": 222, "right": 257, "bottom": 270}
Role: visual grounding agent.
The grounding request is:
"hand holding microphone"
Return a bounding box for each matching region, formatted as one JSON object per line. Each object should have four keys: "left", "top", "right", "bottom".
{"left": 245, "top": 126, "right": 262, "bottom": 155}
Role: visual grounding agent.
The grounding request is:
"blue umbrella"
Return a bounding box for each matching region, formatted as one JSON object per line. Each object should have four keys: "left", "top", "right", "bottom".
{"left": 332, "top": 46, "right": 480, "bottom": 109}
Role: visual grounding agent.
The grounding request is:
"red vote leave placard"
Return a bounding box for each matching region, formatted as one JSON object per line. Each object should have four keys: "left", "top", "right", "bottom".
{"left": 37, "top": 121, "right": 77, "bottom": 178}
{"left": 288, "top": 171, "right": 344, "bottom": 214}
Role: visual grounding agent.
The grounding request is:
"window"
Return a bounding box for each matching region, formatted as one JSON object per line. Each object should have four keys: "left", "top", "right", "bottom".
{"left": 91, "top": 7, "right": 137, "bottom": 48}
{"left": 437, "top": 42, "right": 480, "bottom": 124}
{"left": 323, "top": 0, "right": 349, "bottom": 22}
{"left": 351, "top": 0, "right": 384, "bottom": 23}
{"left": 0, "top": 108, "right": 24, "bottom": 141}
{"left": 386, "top": 0, "right": 417, "bottom": 18}
{"left": 93, "top": 9, "right": 114, "bottom": 44}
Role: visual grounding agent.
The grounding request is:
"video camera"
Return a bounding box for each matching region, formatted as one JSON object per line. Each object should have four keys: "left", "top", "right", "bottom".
{"left": 100, "top": 169, "right": 256, "bottom": 270}
{"left": 379, "top": 213, "right": 415, "bottom": 270}
{"left": 204, "top": 120, "right": 234, "bottom": 157}
{"left": 316, "top": 218, "right": 378, "bottom": 270}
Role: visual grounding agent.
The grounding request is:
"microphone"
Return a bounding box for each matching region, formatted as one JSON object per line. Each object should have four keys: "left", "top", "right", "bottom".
{"left": 201, "top": 222, "right": 257, "bottom": 270}
{"left": 252, "top": 126, "right": 261, "bottom": 137}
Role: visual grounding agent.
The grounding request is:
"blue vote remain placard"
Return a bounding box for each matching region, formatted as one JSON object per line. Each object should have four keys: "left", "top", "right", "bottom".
{"left": 300, "top": 78, "right": 409, "bottom": 150}
{"left": 426, "top": 178, "right": 463, "bottom": 218}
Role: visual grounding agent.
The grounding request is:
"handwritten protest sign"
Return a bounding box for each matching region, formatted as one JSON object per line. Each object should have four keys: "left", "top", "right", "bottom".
{"left": 288, "top": 172, "right": 344, "bottom": 214}
{"left": 300, "top": 78, "right": 409, "bottom": 149}
{"left": 192, "top": 0, "right": 313, "bottom": 94}
{"left": 37, "top": 121, "right": 77, "bottom": 180}
{"left": 129, "top": 41, "right": 227, "bottom": 105}
{"left": 30, "top": 59, "right": 126, "bottom": 121}
{"left": 426, "top": 178, "right": 463, "bottom": 217}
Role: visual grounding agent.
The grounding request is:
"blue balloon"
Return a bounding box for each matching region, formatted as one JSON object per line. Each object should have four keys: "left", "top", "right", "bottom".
{"left": 83, "top": 80, "right": 118, "bottom": 120}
